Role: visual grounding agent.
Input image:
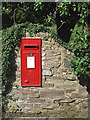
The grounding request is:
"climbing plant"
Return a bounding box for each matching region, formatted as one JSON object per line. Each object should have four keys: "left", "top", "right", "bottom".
{"left": 69, "top": 29, "right": 90, "bottom": 81}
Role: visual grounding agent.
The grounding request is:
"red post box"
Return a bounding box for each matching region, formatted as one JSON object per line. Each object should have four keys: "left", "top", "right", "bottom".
{"left": 21, "top": 37, "right": 41, "bottom": 86}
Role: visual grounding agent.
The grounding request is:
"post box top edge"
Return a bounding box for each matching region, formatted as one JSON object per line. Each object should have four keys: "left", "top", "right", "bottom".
{"left": 22, "top": 37, "right": 41, "bottom": 39}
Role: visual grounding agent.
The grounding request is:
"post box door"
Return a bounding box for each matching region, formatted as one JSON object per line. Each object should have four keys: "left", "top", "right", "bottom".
{"left": 21, "top": 52, "right": 40, "bottom": 86}
{"left": 21, "top": 38, "right": 41, "bottom": 87}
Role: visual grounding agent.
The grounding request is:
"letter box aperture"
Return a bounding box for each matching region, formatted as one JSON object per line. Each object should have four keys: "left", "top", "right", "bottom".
{"left": 21, "top": 38, "right": 41, "bottom": 86}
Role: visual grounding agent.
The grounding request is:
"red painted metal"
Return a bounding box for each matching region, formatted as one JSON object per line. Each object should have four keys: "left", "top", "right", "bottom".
{"left": 21, "top": 38, "right": 41, "bottom": 86}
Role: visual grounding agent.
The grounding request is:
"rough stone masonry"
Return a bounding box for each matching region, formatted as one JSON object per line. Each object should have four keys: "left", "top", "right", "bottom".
{"left": 8, "top": 32, "right": 88, "bottom": 116}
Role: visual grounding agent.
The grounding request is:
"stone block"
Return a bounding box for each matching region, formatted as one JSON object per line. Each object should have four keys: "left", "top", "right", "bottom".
{"left": 42, "top": 105, "right": 54, "bottom": 110}
{"left": 47, "top": 51, "right": 61, "bottom": 56}
{"left": 27, "top": 98, "right": 45, "bottom": 104}
{"left": 42, "top": 52, "right": 46, "bottom": 57}
{"left": 71, "top": 93, "right": 82, "bottom": 98}
{"left": 66, "top": 89, "right": 76, "bottom": 93}
{"left": 20, "top": 89, "right": 40, "bottom": 98}
{"left": 55, "top": 83, "right": 77, "bottom": 89}
{"left": 67, "top": 75, "right": 77, "bottom": 81}
{"left": 54, "top": 98, "right": 75, "bottom": 104}
{"left": 42, "top": 56, "right": 56, "bottom": 61}
{"left": 60, "top": 99, "right": 75, "bottom": 103}
{"left": 42, "top": 41, "right": 50, "bottom": 45}
{"left": 21, "top": 103, "right": 33, "bottom": 110}
{"left": 56, "top": 72, "right": 67, "bottom": 78}
{"left": 46, "top": 61, "right": 60, "bottom": 68}
{"left": 81, "top": 92, "right": 88, "bottom": 98}
{"left": 15, "top": 50, "right": 20, "bottom": 57}
{"left": 63, "top": 58, "right": 70, "bottom": 68}
{"left": 16, "top": 57, "right": 20, "bottom": 64}
{"left": 40, "top": 89, "right": 65, "bottom": 99}
{"left": 46, "top": 78, "right": 65, "bottom": 84}
{"left": 16, "top": 71, "right": 21, "bottom": 78}
{"left": 42, "top": 69, "right": 52, "bottom": 76}
{"left": 42, "top": 61, "right": 45, "bottom": 66}
{"left": 42, "top": 82, "right": 54, "bottom": 88}
{"left": 42, "top": 46, "right": 52, "bottom": 51}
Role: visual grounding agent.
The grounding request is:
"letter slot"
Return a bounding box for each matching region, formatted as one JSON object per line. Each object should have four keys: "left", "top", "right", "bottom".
{"left": 24, "top": 46, "right": 39, "bottom": 49}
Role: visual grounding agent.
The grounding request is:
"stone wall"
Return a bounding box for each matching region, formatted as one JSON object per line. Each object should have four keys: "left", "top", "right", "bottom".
{"left": 7, "top": 32, "right": 88, "bottom": 117}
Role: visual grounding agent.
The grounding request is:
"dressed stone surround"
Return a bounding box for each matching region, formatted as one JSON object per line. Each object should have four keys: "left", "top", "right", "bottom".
{"left": 8, "top": 32, "right": 88, "bottom": 115}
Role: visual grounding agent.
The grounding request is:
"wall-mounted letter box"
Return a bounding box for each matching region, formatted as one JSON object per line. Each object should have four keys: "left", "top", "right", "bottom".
{"left": 21, "top": 38, "right": 41, "bottom": 86}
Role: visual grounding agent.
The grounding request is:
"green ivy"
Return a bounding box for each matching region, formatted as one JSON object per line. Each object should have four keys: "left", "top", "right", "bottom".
{"left": 69, "top": 30, "right": 90, "bottom": 80}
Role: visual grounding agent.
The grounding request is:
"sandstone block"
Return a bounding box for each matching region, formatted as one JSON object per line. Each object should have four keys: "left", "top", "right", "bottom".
{"left": 63, "top": 58, "right": 70, "bottom": 68}
{"left": 21, "top": 103, "right": 33, "bottom": 110}
{"left": 66, "top": 89, "right": 76, "bottom": 93}
{"left": 42, "top": 41, "right": 50, "bottom": 45}
{"left": 46, "top": 61, "right": 60, "bottom": 68}
{"left": 46, "top": 78, "right": 65, "bottom": 84}
{"left": 42, "top": 105, "right": 54, "bottom": 110}
{"left": 42, "top": 69, "right": 52, "bottom": 76}
{"left": 67, "top": 75, "right": 77, "bottom": 81}
{"left": 71, "top": 93, "right": 82, "bottom": 98}
{"left": 42, "top": 56, "right": 56, "bottom": 61}
{"left": 42, "top": 82, "right": 54, "bottom": 88}
{"left": 27, "top": 98, "right": 45, "bottom": 104}
{"left": 55, "top": 83, "right": 77, "bottom": 89}
{"left": 20, "top": 89, "right": 40, "bottom": 98}
{"left": 42, "top": 46, "right": 52, "bottom": 51}
{"left": 40, "top": 89, "right": 65, "bottom": 99}
{"left": 47, "top": 51, "right": 61, "bottom": 56}
{"left": 42, "top": 52, "right": 46, "bottom": 57}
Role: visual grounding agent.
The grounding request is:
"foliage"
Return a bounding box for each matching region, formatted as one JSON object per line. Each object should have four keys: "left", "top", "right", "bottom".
{"left": 2, "top": 2, "right": 56, "bottom": 29}
{"left": 57, "top": 2, "right": 89, "bottom": 21}
{"left": 69, "top": 30, "right": 90, "bottom": 81}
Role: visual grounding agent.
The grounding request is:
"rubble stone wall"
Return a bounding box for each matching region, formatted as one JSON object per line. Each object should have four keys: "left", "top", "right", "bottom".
{"left": 8, "top": 32, "right": 88, "bottom": 115}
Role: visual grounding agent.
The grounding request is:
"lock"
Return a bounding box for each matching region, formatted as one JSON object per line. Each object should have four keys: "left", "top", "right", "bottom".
{"left": 30, "top": 53, "right": 32, "bottom": 56}
{"left": 25, "top": 80, "right": 29, "bottom": 83}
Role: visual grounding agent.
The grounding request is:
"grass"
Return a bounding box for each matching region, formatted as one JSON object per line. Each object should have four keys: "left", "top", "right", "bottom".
{"left": 69, "top": 111, "right": 76, "bottom": 118}
{"left": 34, "top": 110, "right": 42, "bottom": 114}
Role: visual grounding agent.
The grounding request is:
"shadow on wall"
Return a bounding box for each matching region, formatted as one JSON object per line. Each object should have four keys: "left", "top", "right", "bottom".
{"left": 78, "top": 76, "right": 90, "bottom": 94}
{"left": 4, "top": 50, "right": 17, "bottom": 95}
